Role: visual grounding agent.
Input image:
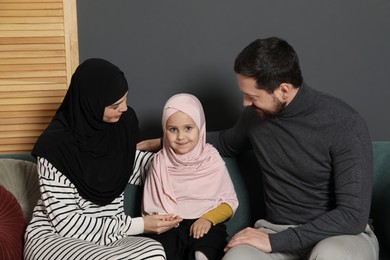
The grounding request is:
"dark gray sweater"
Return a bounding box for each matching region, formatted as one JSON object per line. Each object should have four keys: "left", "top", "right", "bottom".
{"left": 207, "top": 83, "right": 373, "bottom": 252}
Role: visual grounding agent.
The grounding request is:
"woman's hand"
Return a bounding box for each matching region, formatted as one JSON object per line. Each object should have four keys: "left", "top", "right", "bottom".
{"left": 143, "top": 214, "right": 182, "bottom": 234}
{"left": 190, "top": 218, "right": 212, "bottom": 239}
{"left": 137, "top": 138, "right": 162, "bottom": 152}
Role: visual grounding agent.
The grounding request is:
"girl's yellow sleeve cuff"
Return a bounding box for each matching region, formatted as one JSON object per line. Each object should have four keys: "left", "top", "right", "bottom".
{"left": 201, "top": 203, "right": 233, "bottom": 225}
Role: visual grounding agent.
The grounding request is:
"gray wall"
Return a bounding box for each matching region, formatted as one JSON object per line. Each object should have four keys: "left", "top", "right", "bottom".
{"left": 76, "top": 0, "right": 390, "bottom": 141}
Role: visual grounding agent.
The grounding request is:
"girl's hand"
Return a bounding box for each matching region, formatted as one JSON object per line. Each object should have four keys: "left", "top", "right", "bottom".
{"left": 190, "top": 218, "right": 212, "bottom": 239}
{"left": 143, "top": 214, "right": 182, "bottom": 234}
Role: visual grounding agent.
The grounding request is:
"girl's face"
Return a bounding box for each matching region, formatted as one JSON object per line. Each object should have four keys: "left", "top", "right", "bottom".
{"left": 165, "top": 111, "right": 199, "bottom": 155}
{"left": 103, "top": 91, "right": 128, "bottom": 123}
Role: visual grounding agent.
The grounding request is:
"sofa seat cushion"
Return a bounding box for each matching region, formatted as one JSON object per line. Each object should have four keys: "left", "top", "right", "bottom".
{"left": 0, "top": 185, "right": 25, "bottom": 260}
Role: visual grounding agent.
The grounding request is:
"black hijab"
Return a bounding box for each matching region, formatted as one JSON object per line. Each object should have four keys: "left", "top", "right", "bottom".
{"left": 32, "top": 58, "right": 139, "bottom": 205}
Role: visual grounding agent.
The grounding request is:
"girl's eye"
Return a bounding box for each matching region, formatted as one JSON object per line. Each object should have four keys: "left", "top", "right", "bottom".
{"left": 169, "top": 128, "right": 177, "bottom": 132}
{"left": 186, "top": 126, "right": 193, "bottom": 131}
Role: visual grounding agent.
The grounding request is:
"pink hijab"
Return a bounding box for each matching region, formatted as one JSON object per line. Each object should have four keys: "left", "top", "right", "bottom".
{"left": 142, "top": 93, "right": 238, "bottom": 218}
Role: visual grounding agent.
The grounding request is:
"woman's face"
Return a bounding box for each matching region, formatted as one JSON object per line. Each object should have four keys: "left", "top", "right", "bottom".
{"left": 165, "top": 111, "right": 200, "bottom": 155}
{"left": 103, "top": 91, "right": 128, "bottom": 123}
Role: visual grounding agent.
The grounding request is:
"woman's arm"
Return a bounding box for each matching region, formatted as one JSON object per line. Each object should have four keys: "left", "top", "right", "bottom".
{"left": 38, "top": 157, "right": 143, "bottom": 244}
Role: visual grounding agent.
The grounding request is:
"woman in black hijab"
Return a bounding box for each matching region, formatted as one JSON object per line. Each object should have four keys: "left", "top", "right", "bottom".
{"left": 24, "top": 58, "right": 181, "bottom": 260}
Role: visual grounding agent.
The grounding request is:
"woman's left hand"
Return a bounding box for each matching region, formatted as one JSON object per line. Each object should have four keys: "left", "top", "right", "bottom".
{"left": 143, "top": 214, "right": 182, "bottom": 234}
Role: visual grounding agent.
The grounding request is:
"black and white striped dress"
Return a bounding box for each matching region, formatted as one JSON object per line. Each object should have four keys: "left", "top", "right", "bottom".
{"left": 24, "top": 155, "right": 163, "bottom": 260}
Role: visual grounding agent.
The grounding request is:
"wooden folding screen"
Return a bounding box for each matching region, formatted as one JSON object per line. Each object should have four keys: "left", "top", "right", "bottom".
{"left": 0, "top": 0, "right": 79, "bottom": 154}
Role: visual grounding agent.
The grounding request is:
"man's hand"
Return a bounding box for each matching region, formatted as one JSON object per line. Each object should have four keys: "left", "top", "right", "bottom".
{"left": 190, "top": 218, "right": 212, "bottom": 239}
{"left": 143, "top": 214, "right": 182, "bottom": 234}
{"left": 224, "top": 227, "right": 272, "bottom": 253}
{"left": 137, "top": 138, "right": 162, "bottom": 152}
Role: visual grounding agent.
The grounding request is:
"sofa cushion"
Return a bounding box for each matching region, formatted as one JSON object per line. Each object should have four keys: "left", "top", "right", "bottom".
{"left": 0, "top": 185, "right": 25, "bottom": 260}
{"left": 124, "top": 151, "right": 154, "bottom": 217}
{"left": 223, "top": 151, "right": 266, "bottom": 239}
{"left": 371, "top": 141, "right": 390, "bottom": 259}
{"left": 0, "top": 159, "right": 40, "bottom": 223}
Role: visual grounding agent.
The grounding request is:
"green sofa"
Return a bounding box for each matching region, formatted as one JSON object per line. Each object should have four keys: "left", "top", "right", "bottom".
{"left": 0, "top": 141, "right": 389, "bottom": 259}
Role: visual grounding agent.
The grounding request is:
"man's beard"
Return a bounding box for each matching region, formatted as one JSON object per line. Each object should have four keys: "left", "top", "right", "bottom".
{"left": 255, "top": 95, "right": 286, "bottom": 120}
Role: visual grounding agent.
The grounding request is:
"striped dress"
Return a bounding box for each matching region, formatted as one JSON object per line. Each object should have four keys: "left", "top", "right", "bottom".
{"left": 24, "top": 153, "right": 164, "bottom": 260}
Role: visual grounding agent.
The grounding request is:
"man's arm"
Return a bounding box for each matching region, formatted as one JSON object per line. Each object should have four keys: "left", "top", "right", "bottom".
{"left": 137, "top": 138, "right": 161, "bottom": 152}
{"left": 207, "top": 108, "right": 253, "bottom": 157}
{"left": 269, "top": 114, "right": 373, "bottom": 252}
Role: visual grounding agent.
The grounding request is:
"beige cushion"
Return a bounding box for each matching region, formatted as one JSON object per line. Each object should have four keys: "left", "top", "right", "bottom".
{"left": 0, "top": 159, "right": 40, "bottom": 223}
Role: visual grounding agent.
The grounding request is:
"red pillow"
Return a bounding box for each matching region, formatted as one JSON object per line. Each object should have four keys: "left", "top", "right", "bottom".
{"left": 0, "top": 185, "right": 26, "bottom": 260}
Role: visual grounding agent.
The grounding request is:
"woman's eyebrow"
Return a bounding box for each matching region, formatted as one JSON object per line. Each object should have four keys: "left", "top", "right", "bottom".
{"left": 110, "top": 101, "right": 121, "bottom": 107}
{"left": 109, "top": 98, "right": 125, "bottom": 107}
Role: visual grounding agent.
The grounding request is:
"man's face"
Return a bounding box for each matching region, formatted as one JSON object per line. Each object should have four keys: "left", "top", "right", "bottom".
{"left": 237, "top": 74, "right": 286, "bottom": 119}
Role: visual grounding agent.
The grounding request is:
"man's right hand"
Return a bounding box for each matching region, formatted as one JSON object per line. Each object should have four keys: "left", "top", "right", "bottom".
{"left": 137, "top": 138, "right": 162, "bottom": 152}
{"left": 224, "top": 227, "right": 272, "bottom": 253}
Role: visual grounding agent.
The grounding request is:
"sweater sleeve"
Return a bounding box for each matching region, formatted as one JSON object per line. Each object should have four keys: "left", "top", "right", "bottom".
{"left": 201, "top": 203, "right": 233, "bottom": 225}
{"left": 37, "top": 157, "right": 144, "bottom": 245}
{"left": 207, "top": 108, "right": 253, "bottom": 157}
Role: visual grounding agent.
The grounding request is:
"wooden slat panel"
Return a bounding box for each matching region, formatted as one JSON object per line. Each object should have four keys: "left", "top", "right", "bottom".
{"left": 0, "top": 10, "right": 64, "bottom": 17}
{"left": 0, "top": 37, "right": 64, "bottom": 45}
{"left": 0, "top": 0, "right": 61, "bottom": 3}
{"left": 1, "top": 137, "right": 39, "bottom": 145}
{"left": 0, "top": 57, "right": 66, "bottom": 65}
{"left": 0, "top": 116, "right": 52, "bottom": 125}
{"left": 0, "top": 70, "right": 67, "bottom": 78}
{"left": 63, "top": 0, "right": 79, "bottom": 81}
{"left": 0, "top": 17, "right": 63, "bottom": 24}
{"left": 2, "top": 137, "right": 39, "bottom": 153}
{"left": 0, "top": 130, "right": 45, "bottom": 138}
{"left": 0, "top": 123, "right": 50, "bottom": 131}
{"left": 0, "top": 103, "right": 61, "bottom": 112}
{"left": 0, "top": 3, "right": 62, "bottom": 10}
{"left": 0, "top": 110, "right": 56, "bottom": 119}
{"left": 1, "top": 144, "right": 36, "bottom": 154}
{"left": 0, "top": 96, "right": 65, "bottom": 105}
{"left": 0, "top": 90, "right": 66, "bottom": 99}
{"left": 0, "top": 44, "right": 65, "bottom": 52}
{"left": 0, "top": 0, "right": 78, "bottom": 154}
{"left": 0, "top": 24, "right": 63, "bottom": 31}
{"left": 0, "top": 30, "right": 64, "bottom": 37}
{"left": 0, "top": 76, "right": 67, "bottom": 84}
{"left": 0, "top": 50, "right": 66, "bottom": 58}
{"left": 0, "top": 63, "right": 66, "bottom": 72}
{"left": 0, "top": 83, "right": 66, "bottom": 91}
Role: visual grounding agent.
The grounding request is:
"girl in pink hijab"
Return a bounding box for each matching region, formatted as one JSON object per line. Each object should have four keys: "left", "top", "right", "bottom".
{"left": 142, "top": 93, "right": 238, "bottom": 260}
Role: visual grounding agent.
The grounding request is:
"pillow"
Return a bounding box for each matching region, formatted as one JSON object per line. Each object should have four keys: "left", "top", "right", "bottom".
{"left": 0, "top": 185, "right": 25, "bottom": 260}
{"left": 0, "top": 159, "right": 40, "bottom": 223}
